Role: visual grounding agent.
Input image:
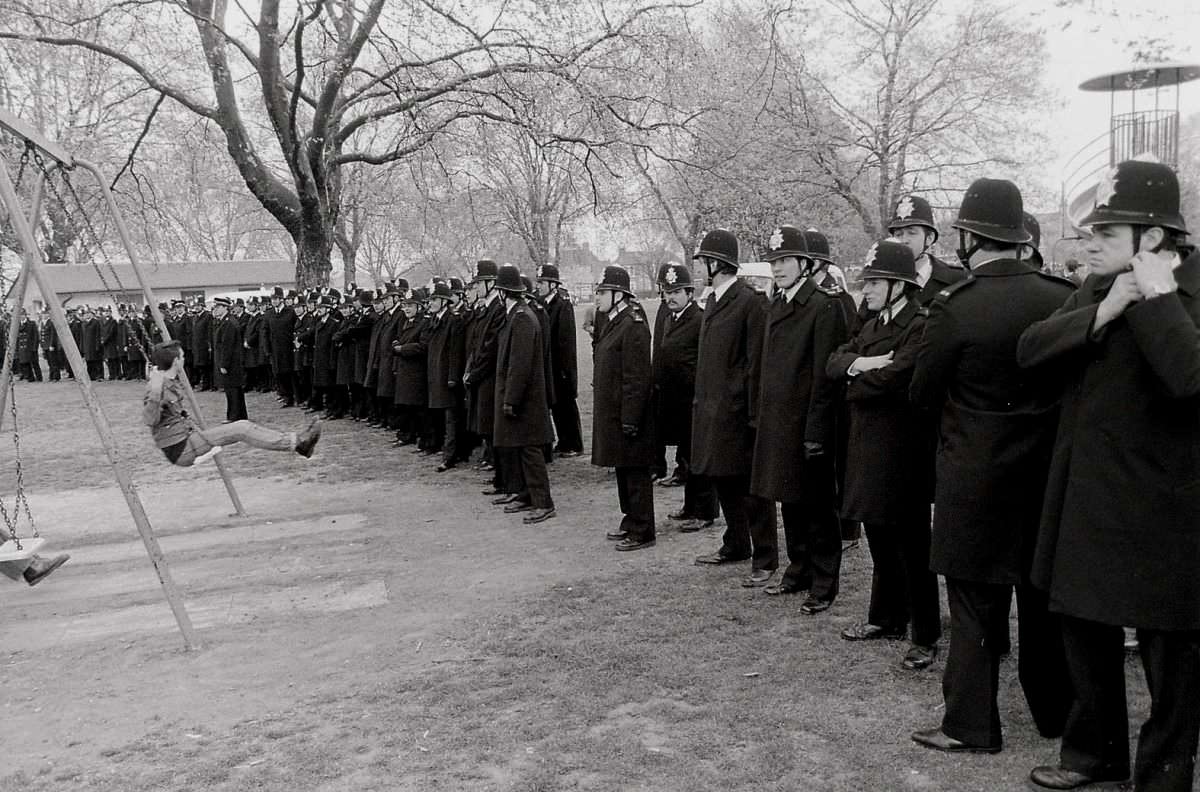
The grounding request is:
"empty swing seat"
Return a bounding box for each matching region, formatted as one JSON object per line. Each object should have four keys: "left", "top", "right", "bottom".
{"left": 0, "top": 536, "right": 44, "bottom": 562}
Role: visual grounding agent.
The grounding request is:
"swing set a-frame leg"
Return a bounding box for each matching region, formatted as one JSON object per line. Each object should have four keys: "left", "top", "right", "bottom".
{"left": 0, "top": 150, "right": 198, "bottom": 650}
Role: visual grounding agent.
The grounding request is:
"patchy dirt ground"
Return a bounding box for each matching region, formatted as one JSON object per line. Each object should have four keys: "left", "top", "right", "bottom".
{"left": 0, "top": 310, "right": 1156, "bottom": 791}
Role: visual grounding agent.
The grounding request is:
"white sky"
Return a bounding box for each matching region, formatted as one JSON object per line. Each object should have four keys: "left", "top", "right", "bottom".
{"left": 1020, "top": 0, "right": 1200, "bottom": 212}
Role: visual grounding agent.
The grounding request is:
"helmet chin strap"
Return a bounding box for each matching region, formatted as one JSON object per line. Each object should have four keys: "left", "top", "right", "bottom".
{"left": 956, "top": 230, "right": 982, "bottom": 270}
{"left": 882, "top": 281, "right": 906, "bottom": 323}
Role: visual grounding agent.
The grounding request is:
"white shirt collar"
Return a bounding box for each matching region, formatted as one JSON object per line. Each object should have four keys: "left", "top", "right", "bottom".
{"left": 880, "top": 296, "right": 909, "bottom": 324}
{"left": 783, "top": 280, "right": 805, "bottom": 303}
{"left": 915, "top": 257, "right": 933, "bottom": 287}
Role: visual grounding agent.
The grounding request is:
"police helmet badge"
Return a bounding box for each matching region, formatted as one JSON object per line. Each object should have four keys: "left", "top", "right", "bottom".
{"left": 896, "top": 196, "right": 915, "bottom": 220}
{"left": 768, "top": 227, "right": 785, "bottom": 251}
{"left": 536, "top": 265, "right": 545, "bottom": 279}
{"left": 1095, "top": 167, "right": 1118, "bottom": 209}
{"left": 665, "top": 266, "right": 678, "bottom": 285}
{"left": 865, "top": 242, "right": 879, "bottom": 266}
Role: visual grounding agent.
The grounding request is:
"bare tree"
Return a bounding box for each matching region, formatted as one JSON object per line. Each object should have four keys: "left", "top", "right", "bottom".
{"left": 1, "top": 0, "right": 700, "bottom": 287}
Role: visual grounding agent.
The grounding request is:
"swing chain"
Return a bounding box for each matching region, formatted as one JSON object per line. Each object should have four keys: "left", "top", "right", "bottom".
{"left": 7, "top": 378, "right": 35, "bottom": 537}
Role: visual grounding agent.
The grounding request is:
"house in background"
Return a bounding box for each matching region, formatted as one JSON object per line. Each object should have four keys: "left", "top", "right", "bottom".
{"left": 20, "top": 260, "right": 295, "bottom": 312}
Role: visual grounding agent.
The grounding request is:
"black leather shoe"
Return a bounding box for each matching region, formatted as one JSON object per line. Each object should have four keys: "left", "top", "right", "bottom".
{"left": 741, "top": 568, "right": 774, "bottom": 587}
{"left": 799, "top": 596, "right": 833, "bottom": 615}
{"left": 656, "top": 476, "right": 684, "bottom": 488}
{"left": 615, "top": 537, "right": 655, "bottom": 552}
{"left": 503, "top": 501, "right": 534, "bottom": 513}
{"left": 911, "top": 728, "right": 1000, "bottom": 754}
{"left": 841, "top": 622, "right": 906, "bottom": 641}
{"left": 523, "top": 508, "right": 556, "bottom": 524}
{"left": 764, "top": 580, "right": 806, "bottom": 596}
{"left": 436, "top": 463, "right": 455, "bottom": 472}
{"left": 694, "top": 551, "right": 750, "bottom": 565}
{"left": 1029, "top": 766, "right": 1129, "bottom": 790}
{"left": 492, "top": 494, "right": 520, "bottom": 505}
{"left": 294, "top": 420, "right": 322, "bottom": 458}
{"left": 668, "top": 510, "right": 695, "bottom": 521}
{"left": 606, "top": 530, "right": 629, "bottom": 541}
{"left": 902, "top": 643, "right": 939, "bottom": 670}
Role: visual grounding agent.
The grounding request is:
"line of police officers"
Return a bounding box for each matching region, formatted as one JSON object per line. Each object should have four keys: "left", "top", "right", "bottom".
{"left": 590, "top": 160, "right": 1198, "bottom": 792}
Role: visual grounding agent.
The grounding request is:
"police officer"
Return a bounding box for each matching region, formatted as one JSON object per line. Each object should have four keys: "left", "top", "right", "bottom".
{"left": 751, "top": 226, "right": 846, "bottom": 612}
{"left": 591, "top": 265, "right": 656, "bottom": 551}
{"left": 653, "top": 262, "right": 718, "bottom": 529}
{"left": 490, "top": 264, "right": 556, "bottom": 524}
{"left": 212, "top": 296, "right": 248, "bottom": 421}
{"left": 265, "top": 286, "right": 298, "bottom": 406}
{"left": 910, "top": 178, "right": 1074, "bottom": 754}
{"left": 1018, "top": 160, "right": 1200, "bottom": 792}
{"left": 881, "top": 195, "right": 968, "bottom": 310}
{"left": 690, "top": 228, "right": 779, "bottom": 586}
{"left": 535, "top": 264, "right": 584, "bottom": 457}
{"left": 464, "top": 261, "right": 507, "bottom": 486}
{"left": 373, "top": 281, "right": 406, "bottom": 431}
{"left": 827, "top": 239, "right": 940, "bottom": 669}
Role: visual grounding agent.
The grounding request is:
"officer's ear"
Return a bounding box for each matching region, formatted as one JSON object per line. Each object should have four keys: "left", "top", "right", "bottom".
{"left": 1139, "top": 225, "right": 1166, "bottom": 254}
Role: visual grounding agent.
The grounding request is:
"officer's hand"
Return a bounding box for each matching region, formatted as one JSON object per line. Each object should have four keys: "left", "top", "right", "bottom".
{"left": 852, "top": 351, "right": 894, "bottom": 373}
{"left": 803, "top": 441, "right": 825, "bottom": 459}
{"left": 448, "top": 379, "right": 457, "bottom": 388}
{"left": 622, "top": 423, "right": 638, "bottom": 437}
{"left": 1095, "top": 272, "right": 1143, "bottom": 331}
{"left": 503, "top": 403, "right": 517, "bottom": 418}
{"left": 462, "top": 372, "right": 472, "bottom": 386}
{"left": 1130, "top": 250, "right": 1178, "bottom": 298}
{"left": 220, "top": 367, "right": 228, "bottom": 375}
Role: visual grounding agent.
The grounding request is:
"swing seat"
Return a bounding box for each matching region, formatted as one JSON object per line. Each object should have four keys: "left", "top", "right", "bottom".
{"left": 0, "top": 536, "right": 44, "bottom": 562}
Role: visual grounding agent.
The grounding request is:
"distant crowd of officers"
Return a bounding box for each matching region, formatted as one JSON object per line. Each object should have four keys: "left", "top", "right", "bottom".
{"left": 8, "top": 158, "right": 1200, "bottom": 791}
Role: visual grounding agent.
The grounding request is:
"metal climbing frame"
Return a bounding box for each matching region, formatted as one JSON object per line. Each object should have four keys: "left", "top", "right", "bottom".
{"left": 0, "top": 108, "right": 253, "bottom": 650}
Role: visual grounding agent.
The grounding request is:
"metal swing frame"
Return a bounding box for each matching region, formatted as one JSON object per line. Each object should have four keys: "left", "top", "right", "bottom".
{"left": 0, "top": 109, "right": 250, "bottom": 650}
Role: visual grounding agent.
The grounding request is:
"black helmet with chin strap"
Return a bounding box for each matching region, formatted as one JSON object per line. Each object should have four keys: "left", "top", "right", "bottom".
{"left": 693, "top": 229, "right": 739, "bottom": 281}
{"left": 951, "top": 178, "right": 1030, "bottom": 267}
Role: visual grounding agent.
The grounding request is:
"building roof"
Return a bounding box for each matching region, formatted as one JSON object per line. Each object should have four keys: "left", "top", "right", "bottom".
{"left": 37, "top": 260, "right": 295, "bottom": 294}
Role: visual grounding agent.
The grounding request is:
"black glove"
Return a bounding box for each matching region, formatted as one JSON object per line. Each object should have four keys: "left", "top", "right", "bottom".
{"left": 503, "top": 403, "right": 517, "bottom": 418}
{"left": 622, "top": 423, "right": 639, "bottom": 438}
{"left": 803, "top": 441, "right": 825, "bottom": 460}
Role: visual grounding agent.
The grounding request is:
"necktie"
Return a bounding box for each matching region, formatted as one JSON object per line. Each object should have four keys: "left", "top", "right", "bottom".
{"left": 705, "top": 293, "right": 716, "bottom": 312}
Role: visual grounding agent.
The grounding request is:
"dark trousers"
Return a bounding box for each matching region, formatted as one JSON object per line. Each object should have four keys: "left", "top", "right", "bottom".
{"left": 780, "top": 500, "right": 842, "bottom": 603}
{"left": 501, "top": 445, "right": 554, "bottom": 509}
{"left": 551, "top": 397, "right": 584, "bottom": 453}
{"left": 711, "top": 474, "right": 778, "bottom": 572}
{"left": 105, "top": 356, "right": 121, "bottom": 380}
{"left": 778, "top": 455, "right": 841, "bottom": 600}
{"left": 326, "top": 385, "right": 349, "bottom": 416}
{"left": 615, "top": 467, "right": 655, "bottom": 541}
{"left": 86, "top": 359, "right": 104, "bottom": 380}
{"left": 275, "top": 369, "right": 295, "bottom": 405}
{"left": 863, "top": 506, "right": 941, "bottom": 646}
{"left": 427, "top": 408, "right": 445, "bottom": 451}
{"left": 671, "top": 429, "right": 718, "bottom": 520}
{"left": 350, "top": 384, "right": 367, "bottom": 418}
{"left": 194, "top": 361, "right": 212, "bottom": 389}
{"left": 296, "top": 368, "right": 312, "bottom": 404}
{"left": 1059, "top": 616, "right": 1200, "bottom": 791}
{"left": 47, "top": 354, "right": 62, "bottom": 381}
{"left": 941, "top": 578, "right": 1072, "bottom": 748}
{"left": 309, "top": 382, "right": 326, "bottom": 411}
{"left": 225, "top": 386, "right": 248, "bottom": 422}
{"left": 442, "top": 405, "right": 459, "bottom": 464}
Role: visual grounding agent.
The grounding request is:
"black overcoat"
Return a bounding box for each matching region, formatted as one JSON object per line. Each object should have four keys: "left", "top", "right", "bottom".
{"left": 690, "top": 279, "right": 767, "bottom": 478}
{"left": 351, "top": 310, "right": 376, "bottom": 385}
{"left": 294, "top": 312, "right": 316, "bottom": 371}
{"left": 242, "top": 314, "right": 264, "bottom": 368}
{"left": 124, "top": 319, "right": 145, "bottom": 362}
{"left": 265, "top": 306, "right": 297, "bottom": 373}
{"left": 466, "top": 297, "right": 506, "bottom": 436}
{"left": 591, "top": 305, "right": 656, "bottom": 467}
{"left": 312, "top": 313, "right": 340, "bottom": 388}
{"left": 910, "top": 258, "right": 1074, "bottom": 584}
{"left": 191, "top": 312, "right": 212, "bottom": 365}
{"left": 544, "top": 291, "right": 579, "bottom": 403}
{"left": 493, "top": 301, "right": 553, "bottom": 448}
{"left": 1017, "top": 251, "right": 1200, "bottom": 630}
{"left": 859, "top": 254, "right": 968, "bottom": 323}
{"left": 529, "top": 298, "right": 556, "bottom": 408}
{"left": 16, "top": 318, "right": 38, "bottom": 364}
{"left": 213, "top": 316, "right": 246, "bottom": 389}
{"left": 81, "top": 318, "right": 103, "bottom": 361}
{"left": 424, "top": 309, "right": 461, "bottom": 410}
{"left": 652, "top": 300, "right": 702, "bottom": 445}
{"left": 332, "top": 313, "right": 358, "bottom": 387}
{"left": 826, "top": 301, "right": 931, "bottom": 522}
{"left": 371, "top": 307, "right": 404, "bottom": 398}
{"left": 392, "top": 314, "right": 429, "bottom": 407}
{"left": 362, "top": 307, "right": 390, "bottom": 389}
{"left": 100, "top": 316, "right": 119, "bottom": 358}
{"left": 749, "top": 281, "right": 845, "bottom": 503}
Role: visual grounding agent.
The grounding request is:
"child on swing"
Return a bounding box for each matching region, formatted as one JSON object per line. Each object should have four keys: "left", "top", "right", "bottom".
{"left": 144, "top": 340, "right": 321, "bottom": 466}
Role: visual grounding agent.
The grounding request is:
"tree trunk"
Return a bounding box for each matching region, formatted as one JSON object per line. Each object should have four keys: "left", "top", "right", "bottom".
{"left": 295, "top": 222, "right": 333, "bottom": 289}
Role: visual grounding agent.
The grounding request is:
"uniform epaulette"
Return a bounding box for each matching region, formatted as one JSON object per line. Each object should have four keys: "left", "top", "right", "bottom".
{"left": 933, "top": 277, "right": 976, "bottom": 303}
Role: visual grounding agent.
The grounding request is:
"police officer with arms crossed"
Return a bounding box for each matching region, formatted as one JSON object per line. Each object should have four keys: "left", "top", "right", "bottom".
{"left": 910, "top": 178, "right": 1074, "bottom": 754}
{"left": 591, "top": 265, "right": 656, "bottom": 551}
{"left": 690, "top": 229, "right": 779, "bottom": 587}
{"left": 1018, "top": 160, "right": 1200, "bottom": 792}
